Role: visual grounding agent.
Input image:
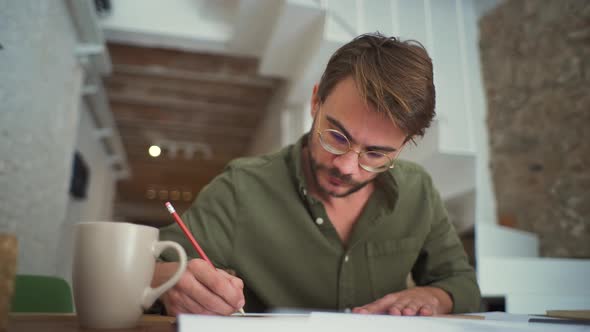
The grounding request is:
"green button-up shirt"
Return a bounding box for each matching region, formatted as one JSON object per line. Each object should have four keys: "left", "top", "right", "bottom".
{"left": 159, "top": 135, "right": 480, "bottom": 313}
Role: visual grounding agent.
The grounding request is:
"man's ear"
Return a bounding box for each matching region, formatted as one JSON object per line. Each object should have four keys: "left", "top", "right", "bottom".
{"left": 310, "top": 84, "right": 319, "bottom": 117}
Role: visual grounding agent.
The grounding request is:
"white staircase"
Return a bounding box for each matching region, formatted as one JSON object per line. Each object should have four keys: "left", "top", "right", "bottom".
{"left": 477, "top": 224, "right": 590, "bottom": 314}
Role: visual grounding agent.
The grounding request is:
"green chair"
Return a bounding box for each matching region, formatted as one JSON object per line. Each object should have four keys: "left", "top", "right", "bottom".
{"left": 10, "top": 275, "right": 74, "bottom": 313}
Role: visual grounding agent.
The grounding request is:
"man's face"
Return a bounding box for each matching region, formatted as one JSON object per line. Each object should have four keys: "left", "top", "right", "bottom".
{"left": 308, "top": 77, "right": 407, "bottom": 198}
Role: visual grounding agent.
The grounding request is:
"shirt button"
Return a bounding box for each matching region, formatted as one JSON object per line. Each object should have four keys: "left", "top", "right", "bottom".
{"left": 315, "top": 217, "right": 324, "bottom": 225}
{"left": 344, "top": 255, "right": 349, "bottom": 262}
{"left": 302, "top": 188, "right": 307, "bottom": 196}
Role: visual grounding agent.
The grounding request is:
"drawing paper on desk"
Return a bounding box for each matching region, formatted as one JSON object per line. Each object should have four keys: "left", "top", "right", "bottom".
{"left": 178, "top": 313, "right": 308, "bottom": 332}
{"left": 179, "top": 312, "right": 590, "bottom": 332}
{"left": 310, "top": 313, "right": 590, "bottom": 332}
{"left": 179, "top": 312, "right": 459, "bottom": 332}
{"left": 310, "top": 312, "right": 458, "bottom": 332}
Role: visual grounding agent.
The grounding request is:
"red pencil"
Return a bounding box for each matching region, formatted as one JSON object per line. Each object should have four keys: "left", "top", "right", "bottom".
{"left": 164, "top": 201, "right": 246, "bottom": 315}
{"left": 165, "top": 201, "right": 214, "bottom": 268}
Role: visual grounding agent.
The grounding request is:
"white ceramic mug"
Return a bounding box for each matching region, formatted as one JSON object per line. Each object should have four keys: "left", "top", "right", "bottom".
{"left": 72, "top": 221, "right": 187, "bottom": 329}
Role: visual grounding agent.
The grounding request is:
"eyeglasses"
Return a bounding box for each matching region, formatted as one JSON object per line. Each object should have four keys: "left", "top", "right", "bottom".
{"left": 315, "top": 107, "right": 399, "bottom": 173}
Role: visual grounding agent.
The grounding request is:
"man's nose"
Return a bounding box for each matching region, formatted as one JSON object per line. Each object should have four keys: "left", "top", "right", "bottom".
{"left": 332, "top": 149, "right": 360, "bottom": 175}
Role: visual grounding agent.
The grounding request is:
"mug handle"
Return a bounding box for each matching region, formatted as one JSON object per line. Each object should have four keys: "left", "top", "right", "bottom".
{"left": 141, "top": 241, "right": 188, "bottom": 309}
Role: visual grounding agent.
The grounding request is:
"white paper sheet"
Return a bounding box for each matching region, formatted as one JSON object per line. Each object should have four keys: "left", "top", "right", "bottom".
{"left": 310, "top": 313, "right": 590, "bottom": 332}
{"left": 178, "top": 313, "right": 308, "bottom": 332}
{"left": 178, "top": 312, "right": 590, "bottom": 332}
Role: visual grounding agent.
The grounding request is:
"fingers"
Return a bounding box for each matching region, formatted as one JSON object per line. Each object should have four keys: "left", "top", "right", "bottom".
{"left": 384, "top": 300, "right": 414, "bottom": 316}
{"left": 187, "top": 259, "right": 245, "bottom": 315}
{"left": 389, "top": 303, "right": 433, "bottom": 316}
{"left": 400, "top": 302, "right": 419, "bottom": 316}
{"left": 217, "top": 269, "right": 244, "bottom": 290}
{"left": 419, "top": 305, "right": 434, "bottom": 316}
{"left": 352, "top": 287, "right": 442, "bottom": 317}
{"left": 163, "top": 259, "right": 245, "bottom": 316}
{"left": 353, "top": 293, "right": 399, "bottom": 314}
{"left": 183, "top": 274, "right": 239, "bottom": 315}
{"left": 354, "top": 301, "right": 428, "bottom": 316}
{"left": 163, "top": 288, "right": 215, "bottom": 316}
{"left": 387, "top": 304, "right": 403, "bottom": 316}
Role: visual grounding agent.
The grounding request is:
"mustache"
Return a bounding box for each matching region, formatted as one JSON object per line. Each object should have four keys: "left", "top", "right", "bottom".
{"left": 315, "top": 163, "right": 354, "bottom": 185}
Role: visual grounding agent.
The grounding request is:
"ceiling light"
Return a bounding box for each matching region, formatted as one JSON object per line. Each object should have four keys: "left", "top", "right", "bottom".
{"left": 148, "top": 145, "right": 161, "bottom": 158}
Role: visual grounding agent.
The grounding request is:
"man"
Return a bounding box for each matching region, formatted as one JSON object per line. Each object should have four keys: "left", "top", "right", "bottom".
{"left": 153, "top": 33, "right": 481, "bottom": 316}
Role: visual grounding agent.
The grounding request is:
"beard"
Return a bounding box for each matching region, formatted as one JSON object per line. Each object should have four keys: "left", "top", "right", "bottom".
{"left": 307, "top": 144, "right": 375, "bottom": 198}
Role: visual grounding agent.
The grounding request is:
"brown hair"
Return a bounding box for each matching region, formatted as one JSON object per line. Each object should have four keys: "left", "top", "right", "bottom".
{"left": 316, "top": 32, "right": 435, "bottom": 142}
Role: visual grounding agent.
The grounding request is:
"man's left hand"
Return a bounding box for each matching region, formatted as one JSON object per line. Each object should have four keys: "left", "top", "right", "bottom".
{"left": 352, "top": 286, "right": 453, "bottom": 316}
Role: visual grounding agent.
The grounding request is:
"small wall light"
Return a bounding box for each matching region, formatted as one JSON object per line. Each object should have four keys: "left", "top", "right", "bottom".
{"left": 148, "top": 145, "right": 161, "bottom": 158}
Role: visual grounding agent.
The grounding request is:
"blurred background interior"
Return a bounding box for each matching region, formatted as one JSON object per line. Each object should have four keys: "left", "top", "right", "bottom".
{"left": 0, "top": 0, "right": 588, "bottom": 315}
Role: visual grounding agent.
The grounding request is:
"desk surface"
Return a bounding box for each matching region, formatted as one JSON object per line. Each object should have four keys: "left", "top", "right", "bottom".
{"left": 7, "top": 314, "right": 176, "bottom": 332}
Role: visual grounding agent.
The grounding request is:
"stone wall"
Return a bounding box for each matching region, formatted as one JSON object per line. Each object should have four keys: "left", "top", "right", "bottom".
{"left": 479, "top": 0, "right": 590, "bottom": 257}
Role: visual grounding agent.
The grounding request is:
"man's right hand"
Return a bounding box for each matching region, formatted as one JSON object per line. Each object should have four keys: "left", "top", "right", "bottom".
{"left": 153, "top": 259, "right": 245, "bottom": 316}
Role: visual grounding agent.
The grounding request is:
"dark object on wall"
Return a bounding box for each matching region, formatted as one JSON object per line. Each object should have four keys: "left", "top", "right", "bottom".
{"left": 69, "top": 152, "right": 89, "bottom": 200}
{"left": 94, "top": 0, "right": 112, "bottom": 17}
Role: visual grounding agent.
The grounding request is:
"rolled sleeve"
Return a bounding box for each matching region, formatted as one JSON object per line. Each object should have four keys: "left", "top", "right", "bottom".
{"left": 411, "top": 176, "right": 481, "bottom": 313}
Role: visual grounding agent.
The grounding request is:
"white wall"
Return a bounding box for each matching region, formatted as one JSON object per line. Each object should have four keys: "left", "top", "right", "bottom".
{"left": 57, "top": 102, "right": 117, "bottom": 283}
{"left": 100, "top": 0, "right": 238, "bottom": 54}
{"left": 0, "top": 1, "right": 118, "bottom": 283}
{"left": 445, "top": 190, "right": 475, "bottom": 234}
{"left": 247, "top": 84, "right": 306, "bottom": 155}
{"left": 0, "top": 0, "right": 83, "bottom": 276}
{"left": 478, "top": 255, "right": 590, "bottom": 314}
{"left": 248, "top": 103, "right": 285, "bottom": 156}
{"left": 249, "top": 101, "right": 311, "bottom": 156}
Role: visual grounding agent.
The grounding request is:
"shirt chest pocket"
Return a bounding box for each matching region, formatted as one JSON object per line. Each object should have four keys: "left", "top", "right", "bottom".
{"left": 365, "top": 237, "right": 422, "bottom": 300}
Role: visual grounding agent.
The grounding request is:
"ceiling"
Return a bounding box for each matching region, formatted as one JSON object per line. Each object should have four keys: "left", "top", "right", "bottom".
{"left": 106, "top": 43, "right": 282, "bottom": 225}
